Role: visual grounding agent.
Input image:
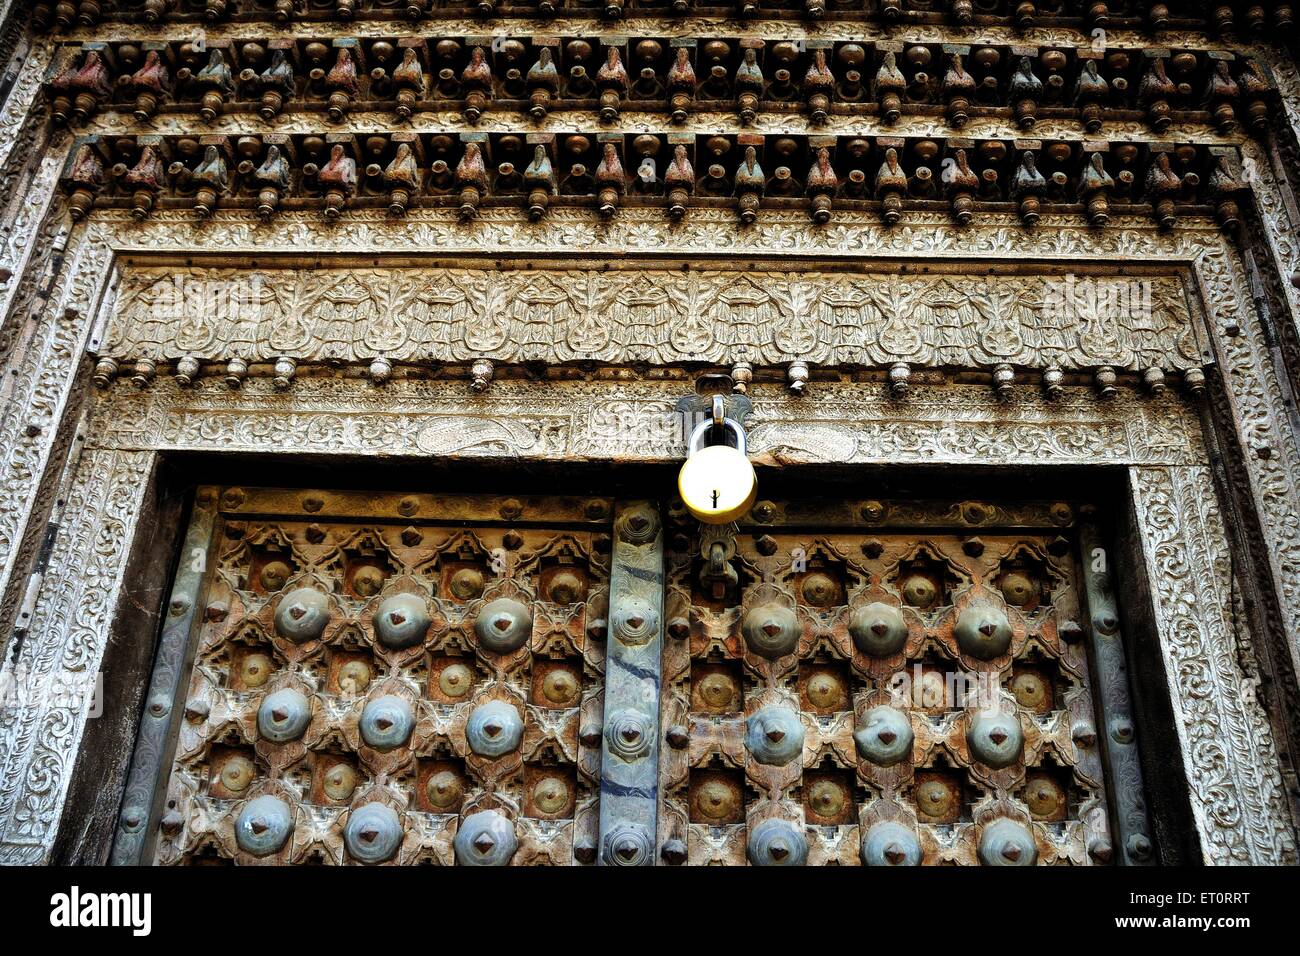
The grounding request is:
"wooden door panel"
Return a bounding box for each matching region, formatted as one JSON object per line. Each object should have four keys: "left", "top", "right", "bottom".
{"left": 657, "top": 498, "right": 1145, "bottom": 865}
{"left": 132, "top": 487, "right": 613, "bottom": 865}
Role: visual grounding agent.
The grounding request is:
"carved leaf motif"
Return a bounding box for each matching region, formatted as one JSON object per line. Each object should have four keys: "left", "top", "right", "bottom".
{"left": 562, "top": 274, "right": 610, "bottom": 358}
{"left": 360, "top": 274, "right": 414, "bottom": 356}
{"left": 969, "top": 284, "right": 1029, "bottom": 362}
{"left": 668, "top": 274, "right": 715, "bottom": 359}
{"left": 264, "top": 276, "right": 313, "bottom": 356}
{"left": 771, "top": 281, "right": 822, "bottom": 360}
{"left": 866, "top": 282, "right": 925, "bottom": 361}
{"left": 463, "top": 276, "right": 511, "bottom": 354}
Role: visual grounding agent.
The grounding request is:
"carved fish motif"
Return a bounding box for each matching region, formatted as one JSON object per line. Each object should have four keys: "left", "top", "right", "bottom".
{"left": 414, "top": 416, "right": 540, "bottom": 456}
{"left": 747, "top": 423, "right": 858, "bottom": 463}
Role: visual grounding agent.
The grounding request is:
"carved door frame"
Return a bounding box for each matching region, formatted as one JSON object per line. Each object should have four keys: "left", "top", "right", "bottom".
{"left": 0, "top": 211, "right": 1296, "bottom": 864}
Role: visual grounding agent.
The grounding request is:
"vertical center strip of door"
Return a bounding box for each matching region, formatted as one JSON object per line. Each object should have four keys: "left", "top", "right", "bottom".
{"left": 597, "top": 501, "right": 666, "bottom": 865}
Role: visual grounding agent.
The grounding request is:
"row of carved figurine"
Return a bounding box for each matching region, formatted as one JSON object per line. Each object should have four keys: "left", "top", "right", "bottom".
{"left": 49, "top": 39, "right": 1274, "bottom": 135}
{"left": 31, "top": 0, "right": 1300, "bottom": 36}
{"left": 62, "top": 130, "right": 1247, "bottom": 227}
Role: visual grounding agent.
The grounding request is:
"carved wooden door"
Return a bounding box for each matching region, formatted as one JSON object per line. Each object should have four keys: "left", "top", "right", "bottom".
{"left": 115, "top": 486, "right": 1152, "bottom": 866}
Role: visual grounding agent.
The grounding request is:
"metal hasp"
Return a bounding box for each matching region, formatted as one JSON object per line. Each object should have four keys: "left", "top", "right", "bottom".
{"left": 1079, "top": 513, "right": 1157, "bottom": 865}
{"left": 674, "top": 386, "right": 752, "bottom": 438}
{"left": 109, "top": 486, "right": 220, "bottom": 865}
{"left": 597, "top": 500, "right": 666, "bottom": 865}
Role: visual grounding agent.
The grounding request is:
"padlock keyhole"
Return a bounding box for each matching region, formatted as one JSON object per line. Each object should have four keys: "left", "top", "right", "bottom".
{"left": 712, "top": 489, "right": 719, "bottom": 508}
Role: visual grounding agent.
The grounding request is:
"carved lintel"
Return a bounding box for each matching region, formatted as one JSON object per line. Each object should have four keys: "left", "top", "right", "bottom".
{"left": 103, "top": 262, "right": 1205, "bottom": 377}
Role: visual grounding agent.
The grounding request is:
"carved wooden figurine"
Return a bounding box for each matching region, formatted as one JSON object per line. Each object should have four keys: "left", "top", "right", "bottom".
{"left": 65, "top": 144, "right": 104, "bottom": 220}
{"left": 874, "top": 52, "right": 907, "bottom": 124}
{"left": 1145, "top": 152, "right": 1182, "bottom": 229}
{"left": 383, "top": 142, "right": 421, "bottom": 216}
{"left": 523, "top": 145, "right": 556, "bottom": 221}
{"left": 121, "top": 50, "right": 170, "bottom": 122}
{"left": 1203, "top": 61, "right": 1240, "bottom": 134}
{"left": 941, "top": 54, "right": 976, "bottom": 128}
{"left": 325, "top": 47, "right": 360, "bottom": 122}
{"left": 946, "top": 149, "right": 980, "bottom": 225}
{"left": 122, "top": 144, "right": 166, "bottom": 219}
{"left": 735, "top": 145, "right": 764, "bottom": 224}
{"left": 806, "top": 146, "right": 837, "bottom": 224}
{"left": 453, "top": 142, "right": 489, "bottom": 220}
{"left": 1078, "top": 152, "right": 1115, "bottom": 226}
{"left": 1138, "top": 58, "right": 1177, "bottom": 133}
{"left": 189, "top": 49, "right": 234, "bottom": 123}
{"left": 1208, "top": 155, "right": 1244, "bottom": 232}
{"left": 1008, "top": 57, "right": 1042, "bottom": 129}
{"left": 461, "top": 47, "right": 492, "bottom": 124}
{"left": 184, "top": 144, "right": 229, "bottom": 218}
{"left": 318, "top": 143, "right": 358, "bottom": 220}
{"left": 664, "top": 145, "right": 694, "bottom": 221}
{"left": 595, "top": 143, "right": 625, "bottom": 218}
{"left": 63, "top": 50, "right": 112, "bottom": 125}
{"left": 1010, "top": 151, "right": 1047, "bottom": 226}
{"left": 527, "top": 49, "right": 560, "bottom": 120}
{"left": 735, "top": 48, "right": 764, "bottom": 125}
{"left": 248, "top": 49, "right": 295, "bottom": 120}
{"left": 875, "top": 147, "right": 908, "bottom": 225}
{"left": 250, "top": 144, "right": 291, "bottom": 221}
{"left": 597, "top": 48, "right": 629, "bottom": 124}
{"left": 1074, "top": 60, "right": 1109, "bottom": 132}
{"left": 804, "top": 49, "right": 834, "bottom": 125}
{"left": 666, "top": 48, "right": 696, "bottom": 125}
{"left": 393, "top": 48, "right": 426, "bottom": 120}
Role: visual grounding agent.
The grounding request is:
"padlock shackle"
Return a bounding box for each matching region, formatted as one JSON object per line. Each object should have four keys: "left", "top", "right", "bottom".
{"left": 688, "top": 416, "right": 747, "bottom": 456}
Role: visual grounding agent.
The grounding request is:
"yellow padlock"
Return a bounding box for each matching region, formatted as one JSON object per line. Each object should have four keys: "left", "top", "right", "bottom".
{"left": 678, "top": 415, "right": 758, "bottom": 524}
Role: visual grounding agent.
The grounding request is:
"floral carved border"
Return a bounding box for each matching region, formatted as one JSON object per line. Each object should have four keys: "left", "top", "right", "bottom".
{"left": 0, "top": 447, "right": 152, "bottom": 864}
{"left": 101, "top": 262, "right": 1203, "bottom": 372}
{"left": 1130, "top": 466, "right": 1296, "bottom": 863}
{"left": 85, "top": 377, "right": 1204, "bottom": 466}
